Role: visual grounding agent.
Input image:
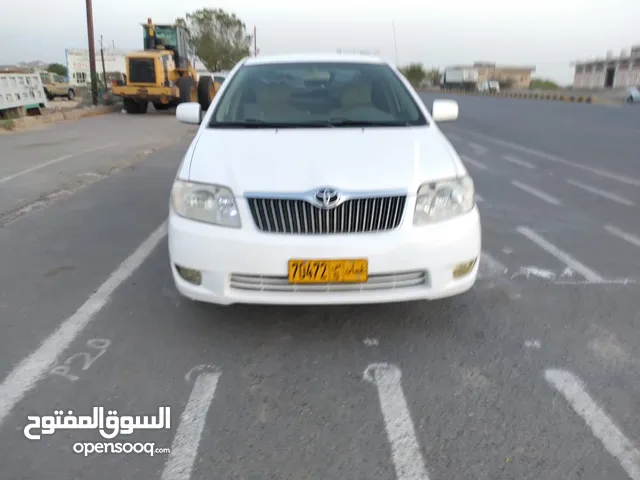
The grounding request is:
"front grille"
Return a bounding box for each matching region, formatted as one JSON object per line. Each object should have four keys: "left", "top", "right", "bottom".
{"left": 247, "top": 196, "right": 406, "bottom": 234}
{"left": 230, "top": 270, "right": 426, "bottom": 292}
{"left": 128, "top": 58, "right": 156, "bottom": 83}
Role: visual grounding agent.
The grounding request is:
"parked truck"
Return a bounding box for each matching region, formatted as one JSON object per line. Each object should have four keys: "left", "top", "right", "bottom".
{"left": 0, "top": 72, "right": 48, "bottom": 117}
{"left": 440, "top": 67, "right": 479, "bottom": 92}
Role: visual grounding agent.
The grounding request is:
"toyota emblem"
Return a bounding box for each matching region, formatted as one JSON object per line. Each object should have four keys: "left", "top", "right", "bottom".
{"left": 314, "top": 188, "right": 340, "bottom": 208}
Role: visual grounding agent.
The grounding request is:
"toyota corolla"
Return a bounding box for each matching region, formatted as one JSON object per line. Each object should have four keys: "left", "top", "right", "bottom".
{"left": 168, "top": 53, "right": 481, "bottom": 306}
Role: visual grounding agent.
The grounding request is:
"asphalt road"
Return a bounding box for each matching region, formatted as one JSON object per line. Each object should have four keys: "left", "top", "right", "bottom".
{"left": 0, "top": 97, "right": 639, "bottom": 480}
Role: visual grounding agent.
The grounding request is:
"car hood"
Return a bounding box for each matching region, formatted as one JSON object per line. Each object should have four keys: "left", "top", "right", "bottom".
{"left": 185, "top": 127, "right": 463, "bottom": 195}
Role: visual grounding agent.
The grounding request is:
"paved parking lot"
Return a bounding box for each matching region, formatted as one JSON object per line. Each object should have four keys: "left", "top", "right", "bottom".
{"left": 0, "top": 96, "right": 639, "bottom": 479}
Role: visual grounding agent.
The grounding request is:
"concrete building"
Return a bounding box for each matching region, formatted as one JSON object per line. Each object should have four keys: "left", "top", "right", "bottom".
{"left": 447, "top": 62, "right": 536, "bottom": 89}
{"left": 65, "top": 47, "right": 134, "bottom": 86}
{"left": 572, "top": 45, "right": 640, "bottom": 89}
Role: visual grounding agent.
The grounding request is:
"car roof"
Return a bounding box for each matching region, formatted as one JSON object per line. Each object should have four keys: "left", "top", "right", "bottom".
{"left": 242, "top": 53, "right": 387, "bottom": 66}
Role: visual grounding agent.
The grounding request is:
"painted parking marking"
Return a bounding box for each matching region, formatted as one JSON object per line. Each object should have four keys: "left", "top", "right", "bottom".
{"left": 0, "top": 221, "right": 168, "bottom": 428}
{"left": 475, "top": 194, "right": 484, "bottom": 203}
{"left": 461, "top": 155, "right": 487, "bottom": 170}
{"left": 468, "top": 142, "right": 487, "bottom": 154}
{"left": 161, "top": 369, "right": 222, "bottom": 480}
{"left": 478, "top": 251, "right": 507, "bottom": 279}
{"left": 511, "top": 180, "right": 562, "bottom": 205}
{"left": 452, "top": 127, "right": 640, "bottom": 187}
{"left": 605, "top": 225, "right": 640, "bottom": 249}
{"left": 545, "top": 369, "right": 640, "bottom": 480}
{"left": 0, "top": 143, "right": 117, "bottom": 184}
{"left": 517, "top": 226, "right": 604, "bottom": 282}
{"left": 567, "top": 179, "right": 635, "bottom": 206}
{"left": 501, "top": 154, "right": 536, "bottom": 169}
{"left": 364, "top": 363, "right": 430, "bottom": 480}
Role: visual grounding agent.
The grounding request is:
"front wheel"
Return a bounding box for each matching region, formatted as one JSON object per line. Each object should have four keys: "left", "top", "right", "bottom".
{"left": 178, "top": 76, "right": 197, "bottom": 104}
{"left": 627, "top": 96, "right": 634, "bottom": 104}
{"left": 67, "top": 89, "right": 75, "bottom": 101}
{"left": 124, "top": 98, "right": 148, "bottom": 114}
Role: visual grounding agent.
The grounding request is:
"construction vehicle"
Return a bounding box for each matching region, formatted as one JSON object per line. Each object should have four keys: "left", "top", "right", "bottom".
{"left": 112, "top": 18, "right": 218, "bottom": 114}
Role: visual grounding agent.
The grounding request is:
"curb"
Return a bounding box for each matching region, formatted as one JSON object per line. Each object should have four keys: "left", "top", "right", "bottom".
{"left": 3, "top": 104, "right": 122, "bottom": 132}
{"left": 417, "top": 88, "right": 600, "bottom": 104}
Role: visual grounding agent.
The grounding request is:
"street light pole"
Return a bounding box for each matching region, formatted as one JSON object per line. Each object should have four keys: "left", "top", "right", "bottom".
{"left": 85, "top": 0, "right": 99, "bottom": 106}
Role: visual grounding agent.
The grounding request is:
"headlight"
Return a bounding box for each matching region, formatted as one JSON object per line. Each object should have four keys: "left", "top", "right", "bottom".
{"left": 413, "top": 176, "right": 475, "bottom": 225}
{"left": 171, "top": 179, "right": 241, "bottom": 228}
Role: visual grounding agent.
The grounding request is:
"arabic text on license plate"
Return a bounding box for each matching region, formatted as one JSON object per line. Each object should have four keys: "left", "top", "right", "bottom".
{"left": 288, "top": 259, "right": 368, "bottom": 284}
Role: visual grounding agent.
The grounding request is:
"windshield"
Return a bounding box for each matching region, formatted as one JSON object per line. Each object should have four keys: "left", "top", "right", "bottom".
{"left": 208, "top": 62, "right": 428, "bottom": 128}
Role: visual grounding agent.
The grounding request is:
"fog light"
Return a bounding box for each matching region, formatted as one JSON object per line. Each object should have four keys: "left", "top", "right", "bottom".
{"left": 175, "top": 265, "right": 202, "bottom": 285}
{"left": 452, "top": 258, "right": 477, "bottom": 279}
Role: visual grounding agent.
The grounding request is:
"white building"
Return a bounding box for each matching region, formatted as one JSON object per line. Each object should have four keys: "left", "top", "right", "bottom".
{"left": 65, "top": 47, "right": 134, "bottom": 86}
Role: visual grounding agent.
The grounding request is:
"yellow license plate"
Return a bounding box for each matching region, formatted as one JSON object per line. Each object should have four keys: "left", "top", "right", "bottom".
{"left": 288, "top": 259, "right": 368, "bottom": 284}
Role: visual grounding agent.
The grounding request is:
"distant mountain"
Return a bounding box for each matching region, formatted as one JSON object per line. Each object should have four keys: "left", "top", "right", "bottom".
{"left": 0, "top": 60, "right": 50, "bottom": 73}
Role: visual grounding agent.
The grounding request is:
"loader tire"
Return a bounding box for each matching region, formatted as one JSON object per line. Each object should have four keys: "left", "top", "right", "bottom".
{"left": 124, "top": 98, "right": 147, "bottom": 114}
{"left": 178, "top": 77, "right": 197, "bottom": 104}
{"left": 197, "top": 75, "right": 215, "bottom": 111}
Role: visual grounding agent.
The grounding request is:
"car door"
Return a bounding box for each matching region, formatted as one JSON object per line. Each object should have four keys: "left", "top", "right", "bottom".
{"left": 51, "top": 75, "right": 68, "bottom": 96}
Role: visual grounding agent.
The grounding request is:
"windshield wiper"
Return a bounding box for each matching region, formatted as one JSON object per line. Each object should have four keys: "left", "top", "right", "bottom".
{"left": 325, "top": 118, "right": 411, "bottom": 127}
{"left": 212, "top": 118, "right": 334, "bottom": 129}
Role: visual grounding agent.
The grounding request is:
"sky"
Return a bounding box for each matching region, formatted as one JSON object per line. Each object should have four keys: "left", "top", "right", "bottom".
{"left": 2, "top": 0, "right": 640, "bottom": 85}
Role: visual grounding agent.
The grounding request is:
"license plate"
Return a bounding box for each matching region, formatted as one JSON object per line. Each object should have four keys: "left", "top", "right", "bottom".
{"left": 137, "top": 88, "right": 148, "bottom": 94}
{"left": 288, "top": 259, "right": 368, "bottom": 284}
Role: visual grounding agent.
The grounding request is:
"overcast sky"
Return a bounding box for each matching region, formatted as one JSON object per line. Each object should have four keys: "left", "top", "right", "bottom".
{"left": 3, "top": 0, "right": 639, "bottom": 84}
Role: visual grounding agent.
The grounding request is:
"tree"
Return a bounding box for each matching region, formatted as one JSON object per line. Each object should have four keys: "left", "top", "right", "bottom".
{"left": 398, "top": 63, "right": 426, "bottom": 86}
{"left": 529, "top": 78, "right": 559, "bottom": 90}
{"left": 176, "top": 8, "right": 252, "bottom": 72}
{"left": 47, "top": 63, "right": 68, "bottom": 77}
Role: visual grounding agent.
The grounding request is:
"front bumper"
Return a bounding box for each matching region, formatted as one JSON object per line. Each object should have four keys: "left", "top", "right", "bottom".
{"left": 168, "top": 207, "right": 481, "bottom": 306}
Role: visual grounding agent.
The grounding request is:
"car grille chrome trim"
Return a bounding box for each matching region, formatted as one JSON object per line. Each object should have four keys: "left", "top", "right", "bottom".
{"left": 229, "top": 270, "right": 426, "bottom": 292}
{"left": 246, "top": 194, "right": 407, "bottom": 234}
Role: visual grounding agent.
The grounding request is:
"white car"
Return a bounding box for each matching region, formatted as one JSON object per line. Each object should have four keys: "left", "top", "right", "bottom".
{"left": 168, "top": 53, "right": 481, "bottom": 306}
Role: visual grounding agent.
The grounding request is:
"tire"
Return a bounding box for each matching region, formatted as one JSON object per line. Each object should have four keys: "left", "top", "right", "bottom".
{"left": 44, "top": 89, "right": 54, "bottom": 101}
{"left": 153, "top": 102, "right": 170, "bottom": 111}
{"left": 67, "top": 89, "right": 75, "bottom": 101}
{"left": 124, "top": 98, "right": 148, "bottom": 114}
{"left": 197, "top": 75, "right": 215, "bottom": 111}
{"left": 627, "top": 96, "right": 634, "bottom": 104}
{"left": 178, "top": 76, "right": 196, "bottom": 104}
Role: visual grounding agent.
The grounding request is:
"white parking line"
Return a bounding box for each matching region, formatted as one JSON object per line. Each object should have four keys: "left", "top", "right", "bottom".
{"left": 511, "top": 180, "right": 562, "bottom": 205}
{"left": 478, "top": 251, "right": 507, "bottom": 279}
{"left": 545, "top": 369, "right": 640, "bottom": 480}
{"left": 0, "top": 221, "right": 168, "bottom": 428}
{"left": 452, "top": 127, "right": 640, "bottom": 187}
{"left": 446, "top": 133, "right": 461, "bottom": 141}
{"left": 161, "top": 370, "right": 222, "bottom": 480}
{"left": 364, "top": 363, "right": 430, "bottom": 480}
{"left": 461, "top": 155, "right": 488, "bottom": 170}
{"left": 0, "top": 143, "right": 117, "bottom": 184}
{"left": 605, "top": 225, "right": 640, "bottom": 249}
{"left": 517, "top": 226, "right": 604, "bottom": 282}
{"left": 468, "top": 142, "right": 487, "bottom": 154}
{"left": 567, "top": 179, "right": 635, "bottom": 206}
{"left": 475, "top": 194, "right": 484, "bottom": 202}
{"left": 501, "top": 154, "right": 536, "bottom": 169}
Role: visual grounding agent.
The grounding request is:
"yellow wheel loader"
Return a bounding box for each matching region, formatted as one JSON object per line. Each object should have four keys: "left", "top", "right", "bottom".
{"left": 112, "top": 18, "right": 220, "bottom": 114}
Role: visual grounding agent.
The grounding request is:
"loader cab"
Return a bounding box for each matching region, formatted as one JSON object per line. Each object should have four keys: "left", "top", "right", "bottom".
{"left": 142, "top": 20, "right": 190, "bottom": 70}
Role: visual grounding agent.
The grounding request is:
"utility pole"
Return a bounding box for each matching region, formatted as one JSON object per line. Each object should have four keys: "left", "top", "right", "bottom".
{"left": 392, "top": 21, "right": 399, "bottom": 65}
{"left": 85, "top": 0, "right": 98, "bottom": 106}
{"left": 254, "top": 26, "right": 257, "bottom": 56}
{"left": 99, "top": 35, "right": 108, "bottom": 91}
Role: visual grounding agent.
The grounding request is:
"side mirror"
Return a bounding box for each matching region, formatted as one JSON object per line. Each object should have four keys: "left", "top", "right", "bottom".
{"left": 176, "top": 102, "right": 202, "bottom": 124}
{"left": 431, "top": 99, "right": 459, "bottom": 122}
